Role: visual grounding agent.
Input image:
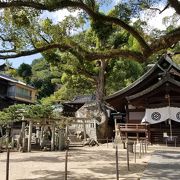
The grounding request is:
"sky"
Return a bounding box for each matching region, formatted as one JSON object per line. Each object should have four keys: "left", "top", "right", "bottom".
{"left": 0, "top": 1, "right": 177, "bottom": 68}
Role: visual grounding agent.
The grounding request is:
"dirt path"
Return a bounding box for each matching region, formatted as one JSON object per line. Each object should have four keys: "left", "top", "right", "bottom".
{"left": 0, "top": 143, "right": 151, "bottom": 180}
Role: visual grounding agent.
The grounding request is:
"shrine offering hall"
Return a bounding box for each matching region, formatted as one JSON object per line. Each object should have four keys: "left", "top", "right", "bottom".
{"left": 106, "top": 55, "right": 180, "bottom": 145}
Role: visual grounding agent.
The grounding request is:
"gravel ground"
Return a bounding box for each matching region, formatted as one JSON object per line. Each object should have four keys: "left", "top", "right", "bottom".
{"left": 0, "top": 143, "right": 151, "bottom": 180}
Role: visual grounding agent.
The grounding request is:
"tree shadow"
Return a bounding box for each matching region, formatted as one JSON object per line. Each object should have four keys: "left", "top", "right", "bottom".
{"left": 16, "top": 170, "right": 64, "bottom": 180}
{"left": 1, "top": 156, "right": 63, "bottom": 163}
{"left": 142, "top": 150, "right": 180, "bottom": 179}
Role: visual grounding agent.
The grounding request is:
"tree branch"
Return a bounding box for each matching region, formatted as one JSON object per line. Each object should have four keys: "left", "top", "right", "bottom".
{"left": 0, "top": 26, "right": 179, "bottom": 62}
{"left": 0, "top": 35, "right": 13, "bottom": 42}
{"left": 0, "top": 0, "right": 151, "bottom": 55}
{"left": 0, "top": 43, "right": 69, "bottom": 59}
{"left": 168, "top": 0, "right": 180, "bottom": 15}
{"left": 150, "top": 27, "right": 180, "bottom": 55}
{"left": 0, "top": 49, "right": 16, "bottom": 53}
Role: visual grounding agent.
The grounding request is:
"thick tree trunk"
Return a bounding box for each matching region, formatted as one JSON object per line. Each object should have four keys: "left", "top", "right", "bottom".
{"left": 96, "top": 60, "right": 106, "bottom": 108}
{"left": 95, "top": 60, "right": 112, "bottom": 139}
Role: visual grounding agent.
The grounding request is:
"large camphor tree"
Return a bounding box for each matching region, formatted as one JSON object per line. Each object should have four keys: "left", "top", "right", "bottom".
{"left": 0, "top": 0, "right": 179, "bottom": 138}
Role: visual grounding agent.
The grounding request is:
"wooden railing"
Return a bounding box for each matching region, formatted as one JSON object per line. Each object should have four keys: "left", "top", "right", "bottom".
{"left": 116, "top": 123, "right": 150, "bottom": 142}
{"left": 117, "top": 123, "right": 149, "bottom": 132}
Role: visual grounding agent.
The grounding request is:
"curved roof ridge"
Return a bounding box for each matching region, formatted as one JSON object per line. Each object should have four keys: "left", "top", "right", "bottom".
{"left": 127, "top": 77, "right": 180, "bottom": 101}
{"left": 105, "top": 54, "right": 179, "bottom": 100}
{"left": 126, "top": 76, "right": 177, "bottom": 101}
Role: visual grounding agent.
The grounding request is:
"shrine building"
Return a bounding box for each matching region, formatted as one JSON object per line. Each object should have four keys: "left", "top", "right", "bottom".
{"left": 106, "top": 54, "right": 180, "bottom": 145}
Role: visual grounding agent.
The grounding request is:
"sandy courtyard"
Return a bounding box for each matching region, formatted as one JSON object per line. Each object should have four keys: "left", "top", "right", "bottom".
{"left": 0, "top": 143, "right": 151, "bottom": 180}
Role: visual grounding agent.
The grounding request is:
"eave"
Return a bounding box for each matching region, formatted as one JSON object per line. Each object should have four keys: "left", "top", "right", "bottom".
{"left": 126, "top": 77, "right": 180, "bottom": 101}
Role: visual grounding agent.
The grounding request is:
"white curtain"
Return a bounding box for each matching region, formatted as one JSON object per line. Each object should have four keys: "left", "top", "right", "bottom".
{"left": 171, "top": 107, "right": 180, "bottom": 123}
{"left": 142, "top": 107, "right": 180, "bottom": 124}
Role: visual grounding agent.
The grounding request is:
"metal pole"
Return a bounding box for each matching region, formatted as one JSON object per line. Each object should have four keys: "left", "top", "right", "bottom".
{"left": 126, "top": 143, "right": 130, "bottom": 171}
{"left": 65, "top": 149, "right": 68, "bottom": 180}
{"left": 139, "top": 141, "right": 141, "bottom": 158}
{"left": 134, "top": 141, "right": 136, "bottom": 163}
{"left": 115, "top": 145, "right": 119, "bottom": 180}
{"left": 145, "top": 139, "right": 147, "bottom": 153}
{"left": 107, "top": 137, "right": 108, "bottom": 148}
{"left": 6, "top": 148, "right": 10, "bottom": 180}
{"left": 169, "top": 120, "right": 173, "bottom": 138}
{"left": 83, "top": 119, "right": 87, "bottom": 141}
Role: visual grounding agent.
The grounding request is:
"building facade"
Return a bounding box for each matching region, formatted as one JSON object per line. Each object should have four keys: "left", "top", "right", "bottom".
{"left": 0, "top": 74, "right": 36, "bottom": 109}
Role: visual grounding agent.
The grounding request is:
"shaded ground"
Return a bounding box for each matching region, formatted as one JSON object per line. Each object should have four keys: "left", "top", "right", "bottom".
{"left": 141, "top": 149, "right": 180, "bottom": 180}
{"left": 0, "top": 143, "right": 150, "bottom": 180}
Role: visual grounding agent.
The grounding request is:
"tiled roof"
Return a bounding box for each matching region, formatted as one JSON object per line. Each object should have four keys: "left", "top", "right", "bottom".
{"left": 0, "top": 74, "right": 35, "bottom": 89}
{"left": 71, "top": 94, "right": 96, "bottom": 103}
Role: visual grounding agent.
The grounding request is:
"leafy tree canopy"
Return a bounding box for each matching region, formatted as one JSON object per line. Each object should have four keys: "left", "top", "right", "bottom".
{"left": 0, "top": 0, "right": 179, "bottom": 106}
{"left": 0, "top": 0, "right": 178, "bottom": 62}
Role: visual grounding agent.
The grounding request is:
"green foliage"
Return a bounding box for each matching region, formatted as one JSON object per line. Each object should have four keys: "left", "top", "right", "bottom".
{"left": 41, "top": 95, "right": 57, "bottom": 105}
{"left": 0, "top": 0, "right": 177, "bottom": 105}
{"left": 106, "top": 58, "right": 144, "bottom": 94}
{"left": 12, "top": 12, "right": 30, "bottom": 27}
{"left": 17, "top": 63, "right": 32, "bottom": 83}
{"left": 0, "top": 103, "right": 69, "bottom": 125}
{"left": 90, "top": 19, "right": 113, "bottom": 46}
{"left": 0, "top": 111, "right": 11, "bottom": 125}
{"left": 31, "top": 58, "right": 56, "bottom": 99}
{"left": 108, "top": 31, "right": 130, "bottom": 49}
{"left": 109, "top": 3, "right": 132, "bottom": 22}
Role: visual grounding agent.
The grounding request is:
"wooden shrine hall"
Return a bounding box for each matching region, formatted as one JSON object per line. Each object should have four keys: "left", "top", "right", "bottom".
{"left": 106, "top": 54, "right": 180, "bottom": 145}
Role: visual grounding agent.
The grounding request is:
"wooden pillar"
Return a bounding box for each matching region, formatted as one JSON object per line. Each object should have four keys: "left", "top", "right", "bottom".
{"left": 114, "top": 118, "right": 117, "bottom": 137}
{"left": 51, "top": 124, "right": 55, "bottom": 151}
{"left": 28, "top": 120, "right": 32, "bottom": 152}
{"left": 83, "top": 119, "right": 87, "bottom": 141}
{"left": 22, "top": 121, "right": 26, "bottom": 151}
{"left": 126, "top": 103, "right": 129, "bottom": 123}
{"left": 65, "top": 122, "right": 68, "bottom": 138}
{"left": 40, "top": 125, "right": 44, "bottom": 148}
{"left": 0, "top": 126, "right": 3, "bottom": 137}
{"left": 58, "top": 130, "right": 61, "bottom": 151}
{"left": 94, "top": 119, "right": 97, "bottom": 141}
